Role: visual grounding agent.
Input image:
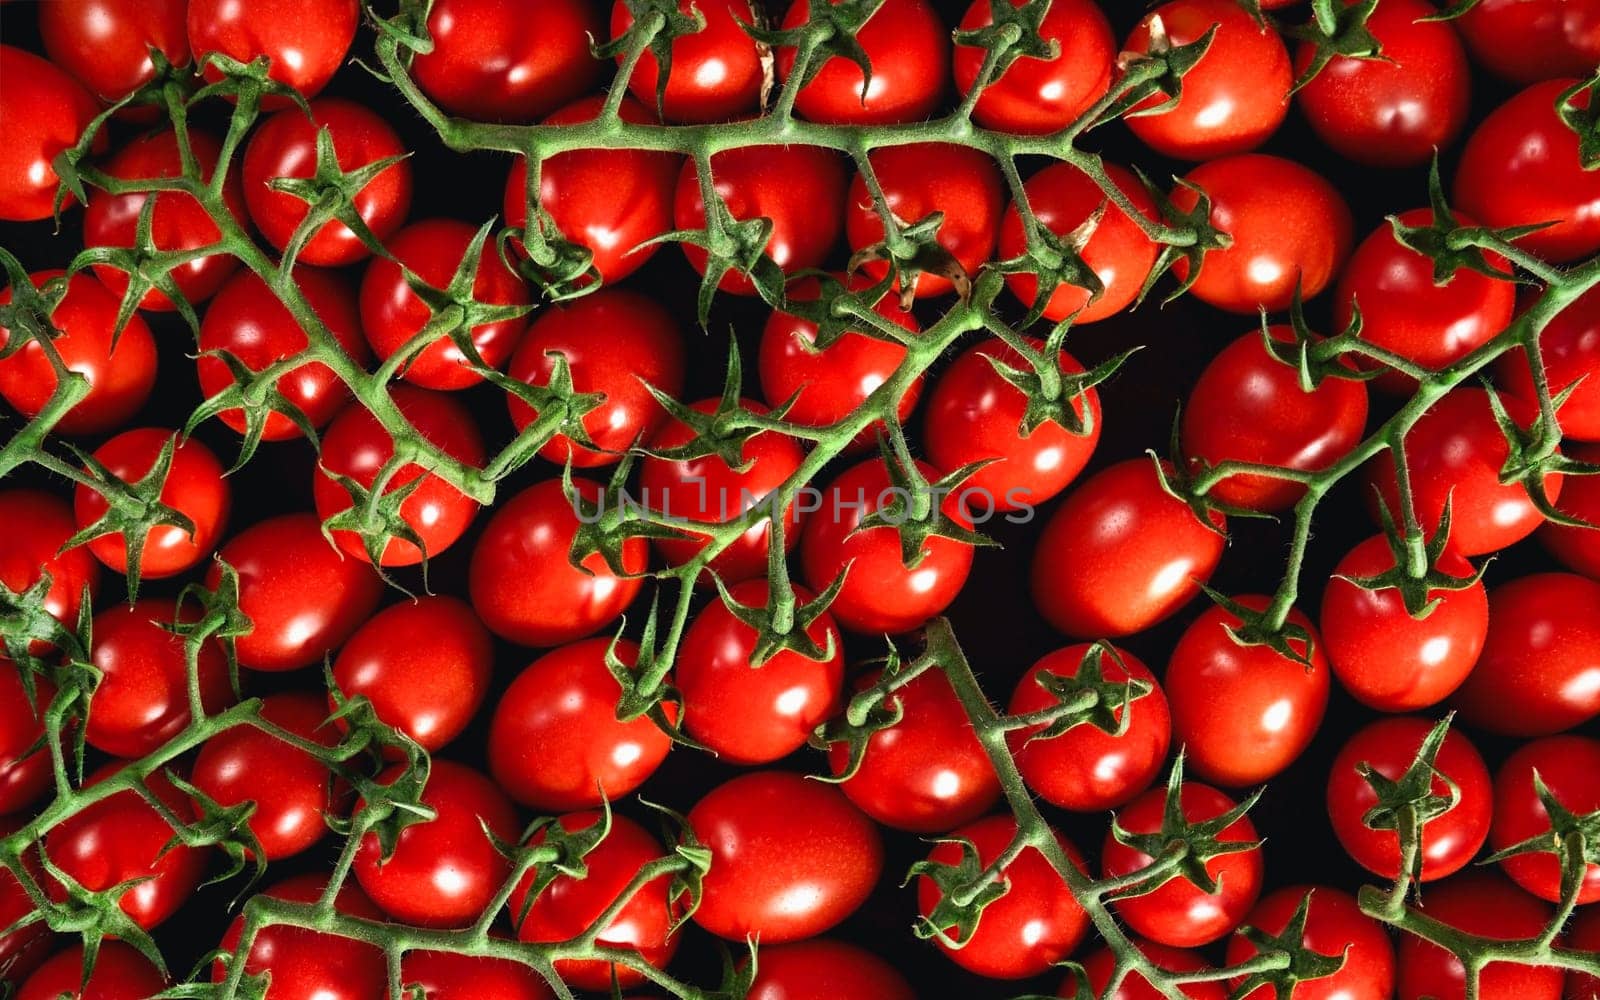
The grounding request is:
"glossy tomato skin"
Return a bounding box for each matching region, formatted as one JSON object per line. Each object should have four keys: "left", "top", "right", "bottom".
{"left": 18, "top": 942, "right": 166, "bottom": 1000}
{"left": 954, "top": 0, "right": 1114, "bottom": 134}
{"left": 689, "top": 771, "right": 882, "bottom": 943}
{"left": 1541, "top": 444, "right": 1600, "bottom": 578}
{"left": 313, "top": 386, "right": 486, "bottom": 566}
{"left": 1320, "top": 535, "right": 1488, "bottom": 713}
{"left": 74, "top": 428, "right": 229, "bottom": 579}
{"left": 242, "top": 99, "right": 413, "bottom": 266}
{"left": 469, "top": 477, "right": 646, "bottom": 647}
{"left": 196, "top": 267, "right": 369, "bottom": 440}
{"left": 399, "top": 950, "right": 553, "bottom": 1000}
{"left": 747, "top": 939, "right": 914, "bottom": 1000}
{"left": 414, "top": 0, "right": 601, "bottom": 123}
{"left": 1031, "top": 458, "right": 1226, "bottom": 638}
{"left": 1059, "top": 941, "right": 1226, "bottom": 1000}
{"left": 1457, "top": 0, "right": 1600, "bottom": 85}
{"left": 214, "top": 873, "right": 387, "bottom": 1000}
{"left": 210, "top": 513, "right": 383, "bottom": 672}
{"left": 488, "top": 638, "right": 671, "bottom": 810}
{"left": 0, "top": 665, "right": 53, "bottom": 816}
{"left": 1010, "top": 644, "right": 1170, "bottom": 813}
{"left": 612, "top": 0, "right": 761, "bottom": 124}
{"left": 1101, "top": 782, "right": 1265, "bottom": 948}
{"left": 0, "top": 818, "right": 51, "bottom": 984}
{"left": 0, "top": 46, "right": 103, "bottom": 222}
{"left": 1396, "top": 872, "right": 1564, "bottom": 1000}
{"left": 1498, "top": 285, "right": 1600, "bottom": 441}
{"left": 1122, "top": 0, "right": 1291, "bottom": 160}
{"left": 777, "top": 0, "right": 948, "bottom": 126}
{"left": 0, "top": 270, "right": 156, "bottom": 435}
{"left": 1225, "top": 886, "right": 1396, "bottom": 1000}
{"left": 1326, "top": 716, "right": 1492, "bottom": 882}
{"left": 85, "top": 599, "right": 232, "bottom": 759}
{"left": 1491, "top": 735, "right": 1600, "bottom": 903}
{"left": 997, "top": 161, "right": 1161, "bottom": 324}
{"left": 1181, "top": 326, "right": 1369, "bottom": 511}
{"left": 39, "top": 0, "right": 188, "bottom": 105}
{"left": 187, "top": 0, "right": 357, "bottom": 101}
{"left": 1170, "top": 154, "right": 1353, "bottom": 314}
{"left": 0, "top": 490, "right": 100, "bottom": 650}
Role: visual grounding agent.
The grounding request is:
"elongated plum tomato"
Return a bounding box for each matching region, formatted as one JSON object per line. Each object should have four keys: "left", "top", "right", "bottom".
{"left": 187, "top": 0, "right": 357, "bottom": 102}
{"left": 0, "top": 816, "right": 51, "bottom": 983}
{"left": 1181, "top": 326, "right": 1369, "bottom": 512}
{"left": 414, "top": 0, "right": 601, "bottom": 122}
{"left": 0, "top": 491, "right": 99, "bottom": 652}
{"left": 997, "top": 160, "right": 1161, "bottom": 324}
{"left": 1010, "top": 644, "right": 1171, "bottom": 813}
{"left": 1456, "top": 0, "right": 1600, "bottom": 84}
{"left": 74, "top": 428, "right": 230, "bottom": 579}
{"left": 1059, "top": 941, "right": 1226, "bottom": 1000}
{"left": 1226, "top": 887, "right": 1396, "bottom": 1000}
{"left": 1122, "top": 0, "right": 1291, "bottom": 160}
{"left": 0, "top": 664, "right": 54, "bottom": 816}
{"left": 313, "top": 386, "right": 486, "bottom": 566}
{"left": 0, "top": 46, "right": 103, "bottom": 222}
{"left": 1541, "top": 443, "right": 1600, "bottom": 578}
{"left": 503, "top": 96, "right": 681, "bottom": 286}
{"left": 0, "top": 270, "right": 156, "bottom": 435}
{"left": 39, "top": 0, "right": 189, "bottom": 105}
{"left": 1396, "top": 872, "right": 1564, "bottom": 1000}
{"left": 214, "top": 873, "right": 387, "bottom": 1000}
{"left": 197, "top": 267, "right": 369, "bottom": 441}
{"left": 611, "top": 0, "right": 762, "bottom": 124}
{"left": 1491, "top": 735, "right": 1600, "bottom": 903}
{"left": 954, "top": 0, "right": 1114, "bottom": 134}
{"left": 20, "top": 942, "right": 167, "bottom": 1000}
{"left": 1031, "top": 459, "right": 1226, "bottom": 638}
{"left": 489, "top": 638, "right": 672, "bottom": 810}
{"left": 777, "top": 0, "right": 948, "bottom": 126}
{"left": 401, "top": 949, "right": 554, "bottom": 1000}
{"left": 747, "top": 940, "right": 914, "bottom": 1000}
{"left": 1498, "top": 284, "right": 1600, "bottom": 441}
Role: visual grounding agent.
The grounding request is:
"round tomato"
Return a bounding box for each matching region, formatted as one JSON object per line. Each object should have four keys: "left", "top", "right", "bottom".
{"left": 953, "top": 0, "right": 1113, "bottom": 134}
{"left": 1491, "top": 735, "right": 1600, "bottom": 903}
{"left": 776, "top": 0, "right": 948, "bottom": 126}
{"left": 413, "top": 0, "right": 601, "bottom": 123}
{"left": 39, "top": 0, "right": 188, "bottom": 105}
{"left": 0, "top": 46, "right": 102, "bottom": 222}
{"left": 74, "top": 428, "right": 229, "bottom": 579}
{"left": 1225, "top": 886, "right": 1395, "bottom": 1000}
{"left": 18, "top": 942, "right": 166, "bottom": 1000}
{"left": 1541, "top": 443, "right": 1600, "bottom": 579}
{"left": 0, "top": 664, "right": 53, "bottom": 816}
{"left": 214, "top": 873, "right": 387, "bottom": 1000}
{"left": 1060, "top": 941, "right": 1226, "bottom": 1000}
{"left": 0, "top": 817, "right": 50, "bottom": 984}
{"left": 1498, "top": 285, "right": 1600, "bottom": 441}
{"left": 611, "top": 0, "right": 761, "bottom": 124}
{"left": 400, "top": 950, "right": 553, "bottom": 1000}
{"left": 0, "top": 489, "right": 100, "bottom": 649}
{"left": 1396, "top": 872, "right": 1563, "bottom": 1000}
{"left": 747, "top": 939, "right": 914, "bottom": 1000}
{"left": 1456, "top": 0, "right": 1600, "bottom": 84}
{"left": 187, "top": 0, "right": 357, "bottom": 101}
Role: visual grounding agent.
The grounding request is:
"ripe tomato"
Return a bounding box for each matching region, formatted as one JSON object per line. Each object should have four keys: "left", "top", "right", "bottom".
{"left": 1491, "top": 735, "right": 1600, "bottom": 904}
{"left": 1059, "top": 941, "right": 1226, "bottom": 1000}
{"left": 488, "top": 638, "right": 671, "bottom": 810}
{"left": 85, "top": 598, "right": 232, "bottom": 759}
{"left": 214, "top": 873, "right": 387, "bottom": 1000}
{"left": 800, "top": 456, "right": 976, "bottom": 635}
{"left": 1567, "top": 906, "right": 1600, "bottom": 1000}
{"left": 39, "top": 0, "right": 188, "bottom": 106}
{"left": 242, "top": 99, "right": 413, "bottom": 267}
{"left": 0, "top": 490, "right": 100, "bottom": 648}
{"left": 845, "top": 143, "right": 1004, "bottom": 299}
{"left": 0, "top": 46, "right": 102, "bottom": 222}
{"left": 1456, "top": 0, "right": 1600, "bottom": 84}
{"left": 190, "top": 691, "right": 339, "bottom": 860}
{"left": 1396, "top": 872, "right": 1563, "bottom": 1000}
{"left": 1225, "top": 886, "right": 1396, "bottom": 1000}
{"left": 82, "top": 128, "right": 248, "bottom": 311}
{"left": 1170, "top": 154, "right": 1352, "bottom": 314}
{"left": 0, "top": 665, "right": 52, "bottom": 816}
{"left": 1294, "top": 0, "right": 1470, "bottom": 167}
{"left": 1320, "top": 535, "right": 1488, "bottom": 713}
{"left": 1453, "top": 573, "right": 1600, "bottom": 736}
{"left": 677, "top": 580, "right": 844, "bottom": 765}
{"left": 187, "top": 0, "right": 357, "bottom": 101}
{"left": 511, "top": 811, "right": 679, "bottom": 991}
{"left": 1541, "top": 443, "right": 1600, "bottom": 579}
{"left": 776, "top": 0, "right": 948, "bottom": 126}
{"left": 1101, "top": 782, "right": 1264, "bottom": 948}
{"left": 73, "top": 428, "right": 229, "bottom": 579}
{"left": 1031, "top": 459, "right": 1226, "bottom": 638}
{"left": 0, "top": 270, "right": 156, "bottom": 435}
{"left": 210, "top": 513, "right": 383, "bottom": 672}
{"left": 400, "top": 950, "right": 553, "bottom": 1000}
{"left": 1326, "top": 716, "right": 1491, "bottom": 882}
{"left": 1010, "top": 644, "right": 1170, "bottom": 813}
{"left": 18, "top": 942, "right": 166, "bottom": 1000}
{"left": 413, "top": 0, "right": 601, "bottom": 123}
{"left": 313, "top": 386, "right": 486, "bottom": 567}
{"left": 469, "top": 477, "right": 646, "bottom": 647}
{"left": 953, "top": 0, "right": 1113, "bottom": 134}
{"left": 1498, "top": 285, "right": 1600, "bottom": 441}
{"left": 611, "top": 0, "right": 761, "bottom": 124}
{"left": 359, "top": 218, "right": 531, "bottom": 390}
{"left": 997, "top": 160, "right": 1161, "bottom": 324}
{"left": 1122, "top": 0, "right": 1291, "bottom": 160}
{"left": 0, "top": 818, "right": 50, "bottom": 984}
{"left": 689, "top": 770, "right": 882, "bottom": 943}
{"left": 747, "top": 939, "right": 914, "bottom": 1000}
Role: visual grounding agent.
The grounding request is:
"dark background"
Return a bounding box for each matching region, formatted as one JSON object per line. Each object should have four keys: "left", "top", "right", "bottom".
{"left": 0, "top": 1, "right": 1579, "bottom": 996}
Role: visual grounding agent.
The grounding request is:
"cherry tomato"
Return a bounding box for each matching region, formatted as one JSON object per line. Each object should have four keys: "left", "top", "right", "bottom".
{"left": 0, "top": 490, "right": 100, "bottom": 651}
{"left": 0, "top": 818, "right": 50, "bottom": 984}
{"left": 214, "top": 873, "right": 387, "bottom": 1000}
{"left": 1101, "top": 782, "right": 1265, "bottom": 948}
{"left": 187, "top": 0, "right": 357, "bottom": 101}
{"left": 413, "top": 0, "right": 601, "bottom": 123}
{"left": 400, "top": 950, "right": 553, "bottom": 1000}
{"left": 0, "top": 665, "right": 53, "bottom": 816}
{"left": 689, "top": 770, "right": 882, "bottom": 943}
{"left": 953, "top": 0, "right": 1113, "bottom": 134}
{"left": 17, "top": 942, "right": 166, "bottom": 1000}
{"left": 1326, "top": 716, "right": 1492, "bottom": 882}
{"left": 39, "top": 0, "right": 188, "bottom": 106}
{"left": 1031, "top": 458, "right": 1226, "bottom": 638}
{"left": 313, "top": 386, "right": 486, "bottom": 567}
{"left": 1059, "top": 941, "right": 1226, "bottom": 1000}
{"left": 611, "top": 0, "right": 762, "bottom": 124}
{"left": 777, "top": 0, "right": 949, "bottom": 126}
{"left": 1498, "top": 285, "right": 1600, "bottom": 441}
{"left": 1491, "top": 735, "right": 1600, "bottom": 903}
{"left": 0, "top": 46, "right": 103, "bottom": 222}
{"left": 747, "top": 939, "right": 914, "bottom": 1000}
{"left": 1456, "top": 0, "right": 1600, "bottom": 85}
{"left": 1225, "top": 886, "right": 1396, "bottom": 1000}
{"left": 1396, "top": 872, "right": 1564, "bottom": 1000}
{"left": 1566, "top": 906, "right": 1600, "bottom": 1000}
{"left": 0, "top": 270, "right": 156, "bottom": 435}
{"left": 73, "top": 428, "right": 229, "bottom": 579}
{"left": 1541, "top": 443, "right": 1600, "bottom": 579}
{"left": 469, "top": 477, "right": 646, "bottom": 647}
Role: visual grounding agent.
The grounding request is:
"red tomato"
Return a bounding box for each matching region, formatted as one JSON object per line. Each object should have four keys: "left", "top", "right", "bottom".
{"left": 511, "top": 811, "right": 679, "bottom": 991}
{"left": 1453, "top": 573, "right": 1600, "bottom": 736}
{"left": 214, "top": 873, "right": 387, "bottom": 1000}
{"left": 1498, "top": 285, "right": 1600, "bottom": 441}
{"left": 0, "top": 817, "right": 51, "bottom": 983}
{"left": 187, "top": 0, "right": 357, "bottom": 101}
{"left": 1454, "top": 80, "right": 1600, "bottom": 263}
{"left": 611, "top": 0, "right": 761, "bottom": 124}
{"left": 747, "top": 939, "right": 914, "bottom": 1000}
{"left": 997, "top": 160, "right": 1161, "bottom": 324}
{"left": 1320, "top": 534, "right": 1488, "bottom": 713}
{"left": 359, "top": 218, "right": 531, "bottom": 390}
{"left": 1567, "top": 906, "right": 1600, "bottom": 1000}
{"left": 0, "top": 490, "right": 100, "bottom": 650}
{"left": 17, "top": 942, "right": 166, "bottom": 1000}
{"left": 1294, "top": 0, "right": 1470, "bottom": 167}
{"left": 210, "top": 513, "right": 383, "bottom": 672}
{"left": 1031, "top": 458, "right": 1226, "bottom": 638}
{"left": 953, "top": 0, "right": 1113, "bottom": 134}
{"left": 196, "top": 267, "right": 369, "bottom": 441}
{"left": 85, "top": 598, "right": 232, "bottom": 759}
{"left": 0, "top": 270, "right": 156, "bottom": 435}
{"left": 1326, "top": 716, "right": 1492, "bottom": 882}
{"left": 0, "top": 46, "right": 103, "bottom": 222}
{"left": 800, "top": 456, "right": 976, "bottom": 635}
{"left": 413, "top": 0, "right": 601, "bottom": 123}
{"left": 1541, "top": 443, "right": 1600, "bottom": 578}
{"left": 39, "top": 0, "right": 188, "bottom": 105}
{"left": 242, "top": 99, "right": 413, "bottom": 267}
{"left": 1491, "top": 735, "right": 1600, "bottom": 903}
{"left": 1396, "top": 872, "right": 1564, "bottom": 1000}
{"left": 845, "top": 143, "right": 1004, "bottom": 299}
{"left": 313, "top": 386, "right": 486, "bottom": 567}
{"left": 1457, "top": 0, "right": 1600, "bottom": 84}
{"left": 1059, "top": 941, "right": 1226, "bottom": 1000}
{"left": 0, "top": 665, "right": 52, "bottom": 817}
{"left": 1169, "top": 154, "right": 1353, "bottom": 314}
{"left": 82, "top": 128, "right": 248, "bottom": 311}
{"left": 1122, "top": 0, "right": 1291, "bottom": 160}
{"left": 73, "top": 428, "right": 229, "bottom": 579}
{"left": 1182, "top": 326, "right": 1369, "bottom": 511}
{"left": 677, "top": 580, "right": 844, "bottom": 765}
{"left": 1010, "top": 644, "right": 1171, "bottom": 813}
{"left": 1226, "top": 886, "right": 1396, "bottom": 1000}
{"left": 488, "top": 638, "right": 671, "bottom": 810}
{"left": 777, "top": 0, "right": 948, "bottom": 125}
{"left": 1101, "top": 782, "right": 1264, "bottom": 948}
{"left": 689, "top": 771, "right": 882, "bottom": 942}
{"left": 400, "top": 950, "right": 553, "bottom": 1000}
{"left": 469, "top": 477, "right": 646, "bottom": 647}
